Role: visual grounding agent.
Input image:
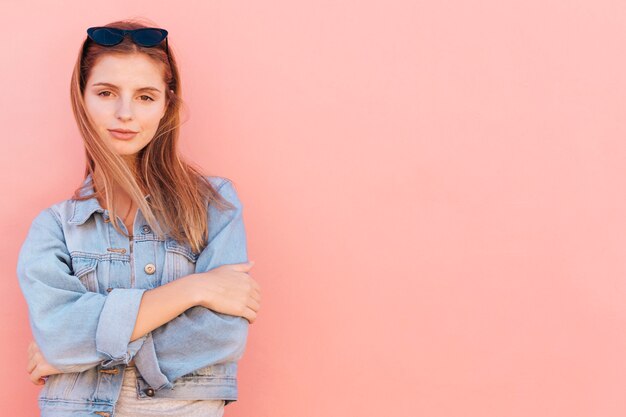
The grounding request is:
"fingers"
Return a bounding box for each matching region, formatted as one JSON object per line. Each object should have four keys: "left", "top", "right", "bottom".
{"left": 27, "top": 353, "right": 38, "bottom": 374}
{"left": 27, "top": 342, "right": 49, "bottom": 385}
{"left": 28, "top": 364, "right": 43, "bottom": 385}
{"left": 231, "top": 260, "right": 255, "bottom": 272}
{"left": 247, "top": 296, "right": 261, "bottom": 313}
{"left": 249, "top": 277, "right": 261, "bottom": 294}
{"left": 242, "top": 306, "right": 257, "bottom": 324}
{"left": 27, "top": 343, "right": 42, "bottom": 374}
{"left": 251, "top": 287, "right": 261, "bottom": 303}
{"left": 243, "top": 272, "right": 261, "bottom": 297}
{"left": 247, "top": 277, "right": 261, "bottom": 307}
{"left": 31, "top": 363, "right": 53, "bottom": 386}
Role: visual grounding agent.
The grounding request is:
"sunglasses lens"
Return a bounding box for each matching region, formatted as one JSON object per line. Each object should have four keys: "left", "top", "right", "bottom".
{"left": 89, "top": 28, "right": 123, "bottom": 45}
{"left": 133, "top": 29, "right": 167, "bottom": 46}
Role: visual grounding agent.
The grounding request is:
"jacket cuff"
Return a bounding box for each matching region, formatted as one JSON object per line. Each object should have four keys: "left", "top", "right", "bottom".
{"left": 95, "top": 288, "right": 148, "bottom": 367}
{"left": 133, "top": 332, "right": 174, "bottom": 390}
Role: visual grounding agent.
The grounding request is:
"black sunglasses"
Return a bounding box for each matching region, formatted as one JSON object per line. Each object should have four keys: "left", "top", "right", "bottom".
{"left": 85, "top": 27, "right": 173, "bottom": 81}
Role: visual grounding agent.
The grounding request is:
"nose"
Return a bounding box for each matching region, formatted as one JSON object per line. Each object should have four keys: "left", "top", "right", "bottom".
{"left": 115, "top": 97, "right": 134, "bottom": 121}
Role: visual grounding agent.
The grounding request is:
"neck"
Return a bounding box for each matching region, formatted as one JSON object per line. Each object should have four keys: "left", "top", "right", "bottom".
{"left": 92, "top": 168, "right": 135, "bottom": 218}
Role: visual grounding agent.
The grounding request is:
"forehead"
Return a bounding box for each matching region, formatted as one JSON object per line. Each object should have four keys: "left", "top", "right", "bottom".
{"left": 87, "top": 53, "right": 166, "bottom": 88}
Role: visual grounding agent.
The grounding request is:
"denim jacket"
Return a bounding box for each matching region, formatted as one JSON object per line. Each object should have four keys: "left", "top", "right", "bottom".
{"left": 16, "top": 173, "right": 249, "bottom": 416}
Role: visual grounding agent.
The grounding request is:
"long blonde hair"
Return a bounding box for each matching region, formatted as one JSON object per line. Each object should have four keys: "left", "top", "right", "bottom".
{"left": 69, "top": 18, "right": 233, "bottom": 254}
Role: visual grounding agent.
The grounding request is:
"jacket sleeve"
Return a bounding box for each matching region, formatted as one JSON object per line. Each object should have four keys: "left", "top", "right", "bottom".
{"left": 16, "top": 207, "right": 149, "bottom": 373}
{"left": 133, "top": 179, "right": 250, "bottom": 391}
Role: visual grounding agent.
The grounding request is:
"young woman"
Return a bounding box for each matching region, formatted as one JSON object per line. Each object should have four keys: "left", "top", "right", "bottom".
{"left": 17, "top": 19, "right": 261, "bottom": 417}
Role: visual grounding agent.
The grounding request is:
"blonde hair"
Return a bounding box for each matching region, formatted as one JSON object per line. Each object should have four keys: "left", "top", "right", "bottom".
{"left": 69, "top": 18, "right": 233, "bottom": 254}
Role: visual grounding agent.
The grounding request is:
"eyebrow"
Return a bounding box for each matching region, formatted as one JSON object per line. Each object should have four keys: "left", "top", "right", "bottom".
{"left": 91, "top": 82, "right": 162, "bottom": 93}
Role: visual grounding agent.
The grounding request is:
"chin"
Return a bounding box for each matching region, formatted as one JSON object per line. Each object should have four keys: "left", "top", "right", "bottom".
{"left": 108, "top": 145, "right": 140, "bottom": 157}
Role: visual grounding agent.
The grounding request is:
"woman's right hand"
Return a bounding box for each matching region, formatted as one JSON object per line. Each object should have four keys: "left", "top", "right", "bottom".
{"left": 191, "top": 261, "right": 261, "bottom": 323}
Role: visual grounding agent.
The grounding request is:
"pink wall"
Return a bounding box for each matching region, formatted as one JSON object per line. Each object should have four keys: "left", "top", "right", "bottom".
{"left": 2, "top": 1, "right": 626, "bottom": 416}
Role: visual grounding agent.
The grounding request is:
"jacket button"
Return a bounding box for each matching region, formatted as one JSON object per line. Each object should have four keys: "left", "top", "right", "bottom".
{"left": 106, "top": 287, "right": 113, "bottom": 293}
{"left": 141, "top": 225, "right": 151, "bottom": 234}
{"left": 145, "top": 388, "right": 155, "bottom": 397}
{"left": 144, "top": 263, "right": 156, "bottom": 274}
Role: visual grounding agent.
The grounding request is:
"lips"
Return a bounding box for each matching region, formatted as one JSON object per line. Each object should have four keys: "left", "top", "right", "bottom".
{"left": 108, "top": 129, "right": 138, "bottom": 140}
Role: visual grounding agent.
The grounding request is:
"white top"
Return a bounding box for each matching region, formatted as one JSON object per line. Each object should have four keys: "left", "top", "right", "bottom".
{"left": 114, "top": 366, "right": 225, "bottom": 417}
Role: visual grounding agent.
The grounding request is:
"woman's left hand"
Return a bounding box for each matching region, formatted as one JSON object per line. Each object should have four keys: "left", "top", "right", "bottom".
{"left": 27, "top": 340, "right": 63, "bottom": 385}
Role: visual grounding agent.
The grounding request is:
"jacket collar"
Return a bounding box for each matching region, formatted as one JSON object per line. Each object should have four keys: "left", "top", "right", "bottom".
{"left": 69, "top": 173, "right": 150, "bottom": 226}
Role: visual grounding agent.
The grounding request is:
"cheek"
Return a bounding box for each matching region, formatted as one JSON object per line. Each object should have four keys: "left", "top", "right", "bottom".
{"left": 142, "top": 107, "right": 167, "bottom": 127}
{"left": 84, "top": 98, "right": 109, "bottom": 124}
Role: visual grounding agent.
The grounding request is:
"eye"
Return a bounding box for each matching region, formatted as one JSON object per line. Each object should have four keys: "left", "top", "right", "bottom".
{"left": 96, "top": 91, "right": 154, "bottom": 101}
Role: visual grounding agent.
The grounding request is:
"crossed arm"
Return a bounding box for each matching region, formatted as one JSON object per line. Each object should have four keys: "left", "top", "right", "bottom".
{"left": 19, "top": 180, "right": 251, "bottom": 389}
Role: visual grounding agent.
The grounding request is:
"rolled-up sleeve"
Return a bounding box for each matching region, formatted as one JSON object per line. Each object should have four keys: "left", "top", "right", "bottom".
{"left": 16, "top": 207, "right": 148, "bottom": 373}
{"left": 133, "top": 179, "right": 250, "bottom": 390}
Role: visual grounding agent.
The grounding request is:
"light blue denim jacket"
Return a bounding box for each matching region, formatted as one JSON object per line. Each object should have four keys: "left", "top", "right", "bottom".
{"left": 16, "top": 173, "right": 249, "bottom": 416}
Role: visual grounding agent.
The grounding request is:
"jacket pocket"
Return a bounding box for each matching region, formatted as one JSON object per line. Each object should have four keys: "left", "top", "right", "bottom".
{"left": 71, "top": 256, "right": 99, "bottom": 293}
{"left": 162, "top": 238, "right": 198, "bottom": 284}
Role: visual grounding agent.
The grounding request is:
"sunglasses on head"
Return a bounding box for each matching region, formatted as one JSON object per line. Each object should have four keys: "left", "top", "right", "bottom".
{"left": 85, "top": 26, "right": 174, "bottom": 83}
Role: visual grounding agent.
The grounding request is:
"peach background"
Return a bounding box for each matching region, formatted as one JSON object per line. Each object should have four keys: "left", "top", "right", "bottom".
{"left": 2, "top": 1, "right": 626, "bottom": 416}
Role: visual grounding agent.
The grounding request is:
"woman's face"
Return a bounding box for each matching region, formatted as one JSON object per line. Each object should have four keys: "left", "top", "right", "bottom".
{"left": 84, "top": 53, "right": 169, "bottom": 162}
